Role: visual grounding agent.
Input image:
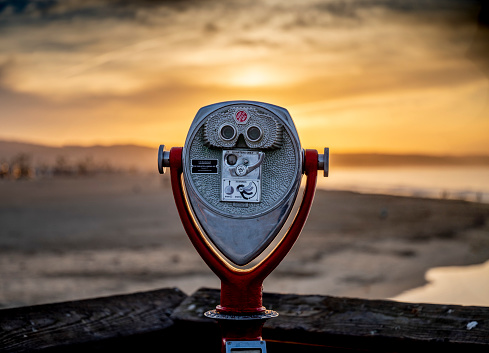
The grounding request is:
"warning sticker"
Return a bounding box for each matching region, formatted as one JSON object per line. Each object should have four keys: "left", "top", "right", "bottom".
{"left": 191, "top": 159, "right": 218, "bottom": 174}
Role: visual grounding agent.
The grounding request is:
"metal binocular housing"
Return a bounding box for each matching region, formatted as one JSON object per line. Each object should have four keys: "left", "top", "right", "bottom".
{"left": 159, "top": 100, "right": 328, "bottom": 267}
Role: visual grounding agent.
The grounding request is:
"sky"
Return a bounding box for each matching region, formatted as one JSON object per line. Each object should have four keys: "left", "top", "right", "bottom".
{"left": 0, "top": 0, "right": 488, "bottom": 154}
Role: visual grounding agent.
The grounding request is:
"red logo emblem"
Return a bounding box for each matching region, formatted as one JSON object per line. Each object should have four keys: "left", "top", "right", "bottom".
{"left": 235, "top": 110, "right": 248, "bottom": 124}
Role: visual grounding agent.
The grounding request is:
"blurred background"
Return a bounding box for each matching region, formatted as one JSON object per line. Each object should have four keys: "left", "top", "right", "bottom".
{"left": 1, "top": 0, "right": 489, "bottom": 309}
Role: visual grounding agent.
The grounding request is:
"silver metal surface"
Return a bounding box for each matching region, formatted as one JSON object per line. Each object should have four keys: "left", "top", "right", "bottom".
{"left": 182, "top": 101, "right": 303, "bottom": 266}
{"left": 187, "top": 184, "right": 298, "bottom": 265}
{"left": 205, "top": 309, "right": 278, "bottom": 320}
{"left": 317, "top": 147, "right": 329, "bottom": 177}
{"left": 158, "top": 145, "right": 170, "bottom": 174}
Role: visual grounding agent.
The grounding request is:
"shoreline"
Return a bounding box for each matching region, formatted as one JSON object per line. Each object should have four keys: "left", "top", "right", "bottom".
{"left": 317, "top": 165, "right": 489, "bottom": 204}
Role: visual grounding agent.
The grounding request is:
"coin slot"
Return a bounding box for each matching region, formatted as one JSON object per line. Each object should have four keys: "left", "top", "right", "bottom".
{"left": 226, "top": 153, "right": 238, "bottom": 165}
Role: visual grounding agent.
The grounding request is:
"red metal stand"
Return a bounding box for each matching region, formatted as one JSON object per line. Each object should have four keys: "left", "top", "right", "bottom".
{"left": 169, "top": 147, "right": 319, "bottom": 351}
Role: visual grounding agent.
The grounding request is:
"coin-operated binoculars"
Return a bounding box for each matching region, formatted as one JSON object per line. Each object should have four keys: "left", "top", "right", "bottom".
{"left": 158, "top": 101, "right": 328, "bottom": 352}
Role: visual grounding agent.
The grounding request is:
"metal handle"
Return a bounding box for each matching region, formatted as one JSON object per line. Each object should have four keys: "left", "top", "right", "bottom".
{"left": 317, "top": 147, "right": 329, "bottom": 177}
{"left": 158, "top": 145, "right": 171, "bottom": 174}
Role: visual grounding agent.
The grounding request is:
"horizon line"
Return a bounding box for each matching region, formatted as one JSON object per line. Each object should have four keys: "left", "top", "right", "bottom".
{"left": 1, "top": 138, "right": 489, "bottom": 158}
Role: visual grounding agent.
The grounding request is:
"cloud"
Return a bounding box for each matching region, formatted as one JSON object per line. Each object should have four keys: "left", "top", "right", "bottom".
{"left": 0, "top": 0, "right": 486, "bottom": 154}
{"left": 0, "top": 0, "right": 482, "bottom": 24}
{"left": 467, "top": 1, "right": 489, "bottom": 76}
{"left": 312, "top": 0, "right": 480, "bottom": 19}
{"left": 0, "top": 0, "right": 486, "bottom": 99}
{"left": 0, "top": 0, "right": 214, "bottom": 22}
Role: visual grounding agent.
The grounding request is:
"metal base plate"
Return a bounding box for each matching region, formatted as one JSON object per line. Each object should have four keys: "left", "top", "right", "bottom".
{"left": 225, "top": 340, "right": 267, "bottom": 352}
{"left": 204, "top": 309, "right": 278, "bottom": 320}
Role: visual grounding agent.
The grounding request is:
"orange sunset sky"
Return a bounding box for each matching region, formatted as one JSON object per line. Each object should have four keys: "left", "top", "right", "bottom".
{"left": 0, "top": 0, "right": 488, "bottom": 155}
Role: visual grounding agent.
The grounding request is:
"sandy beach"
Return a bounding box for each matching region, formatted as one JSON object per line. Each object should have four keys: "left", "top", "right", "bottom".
{"left": 1, "top": 173, "right": 488, "bottom": 309}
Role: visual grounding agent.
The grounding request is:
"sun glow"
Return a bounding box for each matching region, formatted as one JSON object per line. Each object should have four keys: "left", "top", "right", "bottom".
{"left": 228, "top": 66, "right": 281, "bottom": 87}
{"left": 0, "top": 1, "right": 487, "bottom": 155}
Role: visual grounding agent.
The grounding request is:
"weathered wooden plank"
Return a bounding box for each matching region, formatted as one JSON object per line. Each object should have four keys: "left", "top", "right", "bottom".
{"left": 172, "top": 287, "right": 489, "bottom": 352}
{"left": 0, "top": 287, "right": 187, "bottom": 352}
{"left": 3, "top": 286, "right": 488, "bottom": 352}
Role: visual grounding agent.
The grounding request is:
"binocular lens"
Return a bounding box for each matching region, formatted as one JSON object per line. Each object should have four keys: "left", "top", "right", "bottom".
{"left": 246, "top": 126, "right": 262, "bottom": 141}
{"left": 220, "top": 125, "right": 236, "bottom": 140}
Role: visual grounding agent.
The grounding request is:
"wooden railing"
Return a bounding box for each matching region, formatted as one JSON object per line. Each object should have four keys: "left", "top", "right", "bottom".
{"left": 1, "top": 287, "right": 488, "bottom": 352}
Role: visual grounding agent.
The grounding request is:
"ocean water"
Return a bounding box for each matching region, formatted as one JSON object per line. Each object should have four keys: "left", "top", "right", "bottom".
{"left": 317, "top": 166, "right": 489, "bottom": 204}
{"left": 392, "top": 259, "right": 489, "bottom": 307}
